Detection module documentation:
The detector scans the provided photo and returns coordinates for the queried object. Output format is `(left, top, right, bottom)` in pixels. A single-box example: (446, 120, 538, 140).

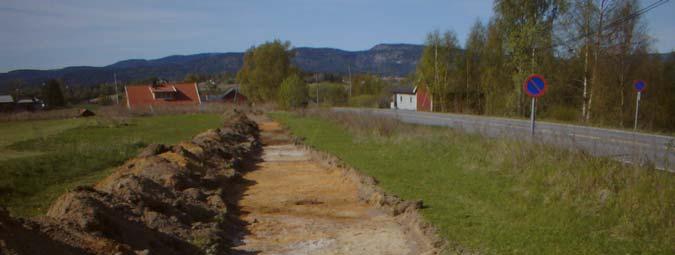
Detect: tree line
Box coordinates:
(4, 78, 122, 108)
(236, 40, 397, 109)
(415, 0, 674, 131)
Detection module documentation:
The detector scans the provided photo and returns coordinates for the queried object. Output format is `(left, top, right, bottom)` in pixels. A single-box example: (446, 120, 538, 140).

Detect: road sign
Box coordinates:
(523, 74, 547, 136)
(633, 80, 646, 92)
(633, 80, 646, 130)
(523, 74, 548, 98)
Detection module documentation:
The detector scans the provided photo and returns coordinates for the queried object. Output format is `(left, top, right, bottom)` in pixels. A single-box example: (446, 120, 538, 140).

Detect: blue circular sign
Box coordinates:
(633, 80, 646, 92)
(523, 74, 548, 98)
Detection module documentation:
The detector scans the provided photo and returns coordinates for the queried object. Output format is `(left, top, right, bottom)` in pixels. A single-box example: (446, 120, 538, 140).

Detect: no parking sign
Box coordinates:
(523, 74, 548, 98)
(633, 80, 646, 92)
(523, 74, 548, 135)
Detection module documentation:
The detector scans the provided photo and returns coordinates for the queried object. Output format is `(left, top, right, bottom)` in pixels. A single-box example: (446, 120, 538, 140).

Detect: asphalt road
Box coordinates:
(334, 108, 675, 172)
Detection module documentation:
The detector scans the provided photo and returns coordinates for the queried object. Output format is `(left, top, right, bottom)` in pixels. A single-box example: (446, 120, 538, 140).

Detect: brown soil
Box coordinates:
(230, 119, 439, 255)
(1, 111, 262, 255)
(0, 112, 441, 255)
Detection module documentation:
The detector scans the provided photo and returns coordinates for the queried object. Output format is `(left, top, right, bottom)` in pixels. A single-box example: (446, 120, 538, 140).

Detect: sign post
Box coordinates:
(530, 97, 536, 135)
(523, 74, 548, 136)
(633, 80, 646, 130)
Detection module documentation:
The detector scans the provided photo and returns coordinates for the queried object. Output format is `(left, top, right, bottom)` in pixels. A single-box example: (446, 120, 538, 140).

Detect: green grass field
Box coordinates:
(271, 111, 674, 254)
(0, 114, 223, 217)
(0, 118, 95, 160)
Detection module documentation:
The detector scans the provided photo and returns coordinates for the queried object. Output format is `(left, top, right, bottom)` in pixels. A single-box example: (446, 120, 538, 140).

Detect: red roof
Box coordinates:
(125, 83, 201, 109)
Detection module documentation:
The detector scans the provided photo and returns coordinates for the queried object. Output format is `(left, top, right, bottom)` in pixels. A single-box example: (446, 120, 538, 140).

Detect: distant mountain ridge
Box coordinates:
(0, 43, 424, 92)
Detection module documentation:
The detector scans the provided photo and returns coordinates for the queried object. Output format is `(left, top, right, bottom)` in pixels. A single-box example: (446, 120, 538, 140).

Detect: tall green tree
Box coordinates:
(651, 52, 675, 130)
(494, 0, 568, 115)
(236, 40, 297, 102)
(42, 79, 66, 108)
(562, 0, 620, 122)
(480, 19, 512, 115)
(464, 20, 488, 113)
(606, 0, 649, 126)
(415, 30, 462, 112)
(277, 74, 308, 109)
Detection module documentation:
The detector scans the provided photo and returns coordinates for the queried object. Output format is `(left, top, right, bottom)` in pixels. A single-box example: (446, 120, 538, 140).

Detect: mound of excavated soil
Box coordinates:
(1, 111, 261, 255)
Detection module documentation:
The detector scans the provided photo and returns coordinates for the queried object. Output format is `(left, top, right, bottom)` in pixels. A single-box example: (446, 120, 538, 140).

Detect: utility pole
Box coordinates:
(348, 65, 352, 98)
(114, 73, 119, 105)
(315, 73, 319, 105)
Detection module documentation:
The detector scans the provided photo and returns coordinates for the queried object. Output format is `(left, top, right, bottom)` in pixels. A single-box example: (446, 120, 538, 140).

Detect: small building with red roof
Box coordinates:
(125, 82, 201, 110)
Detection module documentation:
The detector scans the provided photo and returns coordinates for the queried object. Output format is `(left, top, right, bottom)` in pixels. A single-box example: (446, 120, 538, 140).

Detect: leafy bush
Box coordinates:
(277, 74, 308, 109)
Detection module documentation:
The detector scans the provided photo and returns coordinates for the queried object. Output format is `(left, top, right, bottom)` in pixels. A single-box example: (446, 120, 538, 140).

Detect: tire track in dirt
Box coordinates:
(231, 120, 437, 255)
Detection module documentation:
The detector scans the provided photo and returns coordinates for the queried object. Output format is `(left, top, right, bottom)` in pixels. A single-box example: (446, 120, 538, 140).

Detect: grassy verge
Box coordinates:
(0, 114, 223, 217)
(270, 111, 674, 254)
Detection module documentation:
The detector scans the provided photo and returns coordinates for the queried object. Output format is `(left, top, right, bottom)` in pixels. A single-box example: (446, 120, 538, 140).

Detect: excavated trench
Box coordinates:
(229, 119, 440, 255)
(0, 112, 441, 255)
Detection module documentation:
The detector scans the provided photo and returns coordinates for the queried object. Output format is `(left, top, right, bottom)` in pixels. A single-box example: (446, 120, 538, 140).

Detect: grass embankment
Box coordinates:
(271, 111, 674, 254)
(0, 114, 223, 217)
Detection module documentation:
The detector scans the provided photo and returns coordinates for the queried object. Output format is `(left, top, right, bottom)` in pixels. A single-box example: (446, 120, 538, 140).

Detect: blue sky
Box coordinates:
(1, 0, 673, 72)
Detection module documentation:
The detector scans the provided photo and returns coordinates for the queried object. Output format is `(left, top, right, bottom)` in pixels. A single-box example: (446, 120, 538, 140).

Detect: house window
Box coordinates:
(409, 97, 412, 103)
(400, 96, 402, 102)
(154, 92, 174, 99)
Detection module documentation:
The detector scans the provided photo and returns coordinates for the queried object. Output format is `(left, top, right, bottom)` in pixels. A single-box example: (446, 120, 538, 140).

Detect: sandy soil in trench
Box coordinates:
(230, 121, 429, 255)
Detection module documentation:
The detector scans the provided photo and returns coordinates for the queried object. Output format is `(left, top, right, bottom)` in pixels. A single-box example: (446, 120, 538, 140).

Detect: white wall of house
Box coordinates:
(391, 93, 416, 110)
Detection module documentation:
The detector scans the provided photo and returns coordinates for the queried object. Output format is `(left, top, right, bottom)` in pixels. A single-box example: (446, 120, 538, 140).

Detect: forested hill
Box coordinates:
(0, 43, 423, 91)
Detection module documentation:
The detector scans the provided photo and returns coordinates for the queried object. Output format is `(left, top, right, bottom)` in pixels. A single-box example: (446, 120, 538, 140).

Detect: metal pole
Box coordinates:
(348, 65, 352, 98)
(634, 91, 641, 130)
(530, 97, 536, 136)
(314, 73, 319, 105)
(114, 73, 119, 105)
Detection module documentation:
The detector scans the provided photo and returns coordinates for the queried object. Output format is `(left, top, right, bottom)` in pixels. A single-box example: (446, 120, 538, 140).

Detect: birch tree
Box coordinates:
(464, 20, 487, 113)
(494, 0, 567, 115)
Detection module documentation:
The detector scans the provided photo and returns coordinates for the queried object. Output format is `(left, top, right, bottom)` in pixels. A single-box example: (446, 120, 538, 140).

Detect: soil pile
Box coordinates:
(1, 111, 260, 255)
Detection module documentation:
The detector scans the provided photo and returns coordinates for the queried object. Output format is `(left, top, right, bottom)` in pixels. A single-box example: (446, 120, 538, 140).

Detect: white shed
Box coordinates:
(390, 87, 416, 110)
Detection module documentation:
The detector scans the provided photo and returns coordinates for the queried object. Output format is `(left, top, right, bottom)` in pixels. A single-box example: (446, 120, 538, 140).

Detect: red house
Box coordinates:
(125, 82, 201, 110)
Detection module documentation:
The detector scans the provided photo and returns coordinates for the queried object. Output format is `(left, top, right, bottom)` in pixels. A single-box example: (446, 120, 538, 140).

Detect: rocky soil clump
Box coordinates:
(0, 111, 260, 255)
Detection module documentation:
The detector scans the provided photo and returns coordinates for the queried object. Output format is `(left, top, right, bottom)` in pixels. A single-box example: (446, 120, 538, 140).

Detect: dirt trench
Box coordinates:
(0, 113, 440, 255)
(229, 120, 438, 255)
